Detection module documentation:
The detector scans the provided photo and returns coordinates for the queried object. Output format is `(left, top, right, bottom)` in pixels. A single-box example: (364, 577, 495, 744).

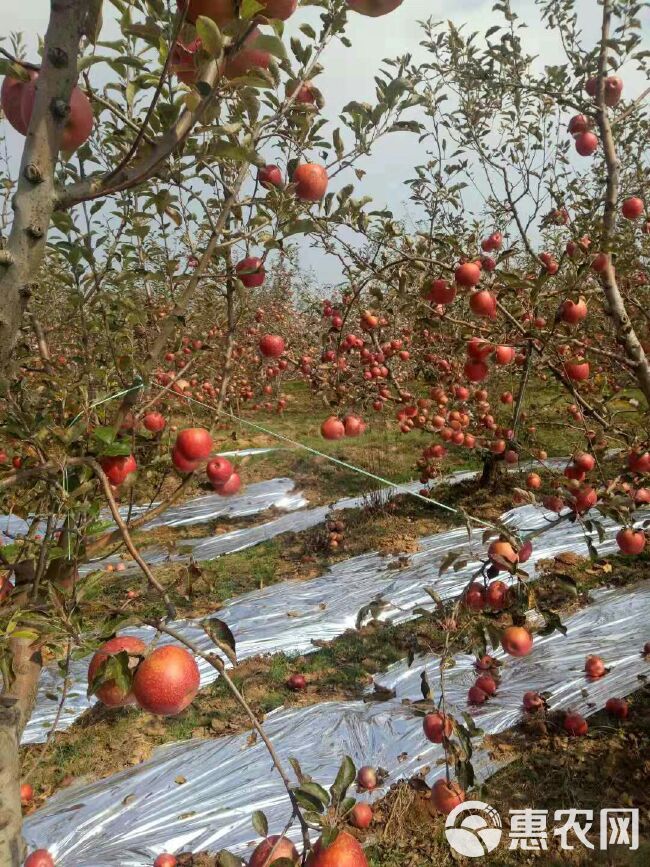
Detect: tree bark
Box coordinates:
(480, 453, 505, 489)
(0, 638, 44, 867)
(595, 0, 650, 407)
(0, 0, 91, 374)
(0, 700, 24, 867)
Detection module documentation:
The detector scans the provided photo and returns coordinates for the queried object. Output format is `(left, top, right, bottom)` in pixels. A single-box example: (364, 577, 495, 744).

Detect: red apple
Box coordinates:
(20, 782, 33, 806)
(236, 257, 265, 288)
(259, 334, 285, 358)
(287, 673, 307, 691)
(469, 290, 497, 318)
(181, 0, 236, 26)
(423, 711, 453, 743)
(468, 684, 489, 704)
(293, 164, 328, 202)
(487, 540, 518, 572)
(564, 711, 588, 736)
(485, 580, 509, 610)
(475, 674, 497, 696)
(346, 0, 403, 16)
(463, 583, 486, 611)
(286, 79, 321, 106)
(464, 359, 489, 383)
(568, 114, 589, 134)
(605, 697, 628, 720)
(213, 472, 242, 496)
(356, 766, 377, 791)
(224, 29, 271, 78)
(584, 655, 606, 679)
(154, 856, 178, 867)
(494, 345, 515, 365)
(616, 528, 646, 555)
(343, 415, 365, 437)
(321, 416, 345, 440)
(257, 0, 299, 20)
(99, 454, 137, 486)
(523, 691, 544, 711)
(565, 359, 590, 381)
(143, 412, 166, 433)
(258, 164, 283, 189)
(501, 626, 533, 657)
(24, 852, 55, 867)
(1, 70, 38, 134)
(431, 779, 465, 815)
(170, 38, 202, 85)
(175, 427, 213, 460)
(621, 197, 644, 220)
(350, 802, 373, 830)
(427, 279, 456, 305)
(249, 835, 299, 867)
(171, 447, 200, 474)
(20, 78, 94, 150)
(454, 262, 481, 287)
(561, 297, 587, 324)
(88, 636, 147, 707)
(574, 131, 598, 156)
(133, 645, 200, 715)
(206, 457, 234, 486)
(309, 831, 368, 867)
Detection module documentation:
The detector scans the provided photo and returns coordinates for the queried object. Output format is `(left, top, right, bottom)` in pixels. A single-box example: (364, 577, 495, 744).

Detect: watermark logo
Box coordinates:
(445, 803, 639, 857)
(445, 801, 503, 857)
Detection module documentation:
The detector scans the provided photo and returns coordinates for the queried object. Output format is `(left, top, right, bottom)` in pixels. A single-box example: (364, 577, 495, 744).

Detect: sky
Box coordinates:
(2, 0, 649, 287)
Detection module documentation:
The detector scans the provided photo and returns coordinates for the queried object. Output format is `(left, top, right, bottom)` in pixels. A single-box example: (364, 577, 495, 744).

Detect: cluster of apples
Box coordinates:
(171, 427, 242, 494)
(567, 74, 623, 157)
(320, 414, 366, 440)
(88, 636, 200, 715)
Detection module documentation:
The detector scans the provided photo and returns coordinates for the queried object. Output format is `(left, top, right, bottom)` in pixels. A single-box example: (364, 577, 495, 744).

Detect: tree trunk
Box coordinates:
(0, 700, 23, 867)
(480, 454, 505, 489)
(0, 638, 43, 866)
(595, 0, 650, 407)
(0, 0, 93, 374)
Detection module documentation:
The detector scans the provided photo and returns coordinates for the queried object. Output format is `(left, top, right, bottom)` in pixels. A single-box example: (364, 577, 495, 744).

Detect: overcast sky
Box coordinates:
(2, 0, 648, 287)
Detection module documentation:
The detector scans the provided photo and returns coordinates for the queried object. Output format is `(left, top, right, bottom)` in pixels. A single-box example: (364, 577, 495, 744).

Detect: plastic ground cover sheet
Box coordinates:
(0, 465, 295, 540)
(22, 492, 642, 743)
(24, 580, 650, 865)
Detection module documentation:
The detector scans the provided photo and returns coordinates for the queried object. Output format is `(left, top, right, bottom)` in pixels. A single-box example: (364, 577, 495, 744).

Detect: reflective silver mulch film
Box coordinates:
(24, 581, 650, 866)
(22, 495, 640, 743)
(0, 449, 283, 542)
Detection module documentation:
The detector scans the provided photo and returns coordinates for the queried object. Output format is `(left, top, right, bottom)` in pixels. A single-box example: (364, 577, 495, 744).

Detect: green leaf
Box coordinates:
(294, 787, 325, 813)
(8, 629, 39, 641)
(329, 756, 355, 806)
(209, 140, 264, 166)
(303, 811, 325, 828)
(0, 60, 32, 81)
(320, 827, 340, 849)
(92, 425, 116, 445)
(77, 54, 112, 72)
(338, 797, 356, 817)
(251, 810, 268, 838)
(240, 0, 264, 19)
(196, 16, 224, 58)
(98, 441, 133, 457)
(87, 649, 133, 699)
(254, 34, 287, 60)
(299, 781, 330, 807)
